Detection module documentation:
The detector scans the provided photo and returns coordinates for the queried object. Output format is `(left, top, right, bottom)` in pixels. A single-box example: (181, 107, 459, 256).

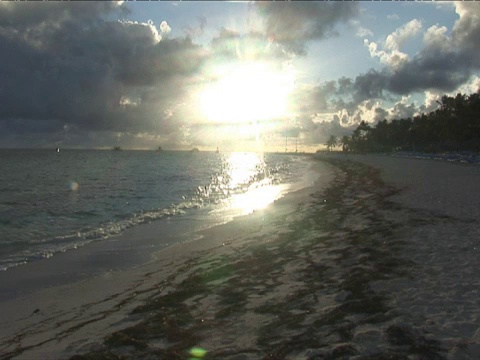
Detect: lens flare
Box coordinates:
(69, 181, 79, 191)
(189, 346, 207, 359)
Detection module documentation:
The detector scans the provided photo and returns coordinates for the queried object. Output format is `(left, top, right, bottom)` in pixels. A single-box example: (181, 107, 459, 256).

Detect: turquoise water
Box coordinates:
(0, 149, 316, 270)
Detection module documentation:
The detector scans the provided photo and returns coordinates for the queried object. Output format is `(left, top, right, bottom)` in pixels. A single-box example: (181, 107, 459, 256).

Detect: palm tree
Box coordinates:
(325, 135, 338, 151)
(339, 135, 350, 152)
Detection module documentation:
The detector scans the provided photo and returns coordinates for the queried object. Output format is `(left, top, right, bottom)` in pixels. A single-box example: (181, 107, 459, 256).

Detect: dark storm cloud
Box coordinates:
(254, 1, 359, 55)
(335, 51, 473, 109)
(351, 70, 389, 103)
(360, 3, 480, 97)
(206, 2, 359, 67)
(275, 2, 480, 144)
(298, 115, 356, 145)
(387, 52, 472, 95)
(293, 71, 389, 119)
(0, 1, 126, 28)
(0, 2, 206, 147)
(300, 67, 434, 129)
(307, 20, 479, 125)
(307, 3, 480, 129)
(348, 51, 473, 105)
(452, 3, 480, 62)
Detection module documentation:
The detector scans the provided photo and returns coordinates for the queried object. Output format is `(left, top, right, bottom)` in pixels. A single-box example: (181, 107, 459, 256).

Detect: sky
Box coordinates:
(1, 1, 479, 152)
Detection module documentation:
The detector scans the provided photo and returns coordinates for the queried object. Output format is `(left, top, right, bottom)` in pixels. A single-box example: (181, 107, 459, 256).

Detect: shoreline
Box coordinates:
(1, 156, 480, 359)
(0, 150, 316, 274)
(0, 158, 335, 359)
(0, 154, 321, 301)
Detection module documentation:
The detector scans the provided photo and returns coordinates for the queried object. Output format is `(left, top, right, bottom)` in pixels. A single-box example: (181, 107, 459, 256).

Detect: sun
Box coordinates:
(200, 62, 295, 125)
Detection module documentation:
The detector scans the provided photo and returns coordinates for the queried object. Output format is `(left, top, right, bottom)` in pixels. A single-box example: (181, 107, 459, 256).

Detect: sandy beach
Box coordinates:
(1, 155, 480, 359)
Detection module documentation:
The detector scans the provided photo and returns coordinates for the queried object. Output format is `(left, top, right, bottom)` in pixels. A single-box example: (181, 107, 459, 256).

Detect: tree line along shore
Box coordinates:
(324, 92, 480, 154)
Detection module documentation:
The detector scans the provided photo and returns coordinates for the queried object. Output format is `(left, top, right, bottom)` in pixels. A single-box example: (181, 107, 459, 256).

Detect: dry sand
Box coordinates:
(1, 155, 479, 359)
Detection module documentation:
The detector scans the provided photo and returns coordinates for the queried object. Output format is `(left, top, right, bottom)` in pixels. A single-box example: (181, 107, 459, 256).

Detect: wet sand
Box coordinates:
(1, 155, 480, 359)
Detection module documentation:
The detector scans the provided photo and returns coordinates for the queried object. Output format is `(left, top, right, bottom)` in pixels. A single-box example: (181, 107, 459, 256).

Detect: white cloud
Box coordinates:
(349, 19, 373, 38)
(389, 95, 419, 120)
(119, 19, 162, 44)
(387, 14, 400, 21)
(457, 76, 480, 94)
(452, 2, 480, 54)
(160, 20, 171, 34)
(356, 26, 373, 38)
(384, 19, 422, 51)
(119, 96, 141, 108)
(254, 2, 359, 55)
(424, 90, 443, 113)
(364, 39, 409, 70)
(330, 99, 385, 127)
(423, 24, 450, 51)
(364, 19, 422, 70)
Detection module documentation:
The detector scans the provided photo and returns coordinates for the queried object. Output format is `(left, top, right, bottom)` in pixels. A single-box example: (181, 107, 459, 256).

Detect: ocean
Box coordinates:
(0, 149, 317, 272)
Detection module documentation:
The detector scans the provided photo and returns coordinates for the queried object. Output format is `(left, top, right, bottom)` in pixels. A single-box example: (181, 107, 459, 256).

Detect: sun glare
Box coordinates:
(223, 152, 285, 215)
(201, 62, 295, 125)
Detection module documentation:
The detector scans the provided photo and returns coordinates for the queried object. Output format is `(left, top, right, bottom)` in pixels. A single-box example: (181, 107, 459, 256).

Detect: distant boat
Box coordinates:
(113, 146, 122, 151)
(215, 146, 219, 154)
(55, 147, 60, 153)
(157, 146, 163, 152)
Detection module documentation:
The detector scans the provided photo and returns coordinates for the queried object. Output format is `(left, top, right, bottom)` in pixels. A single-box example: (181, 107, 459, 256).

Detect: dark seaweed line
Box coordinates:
(6, 159, 451, 360)
(251, 159, 446, 360)
(67, 159, 448, 360)
(0, 256, 205, 358)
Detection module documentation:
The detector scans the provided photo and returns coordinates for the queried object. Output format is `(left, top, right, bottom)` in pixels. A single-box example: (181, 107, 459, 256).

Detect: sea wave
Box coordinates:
(0, 151, 316, 271)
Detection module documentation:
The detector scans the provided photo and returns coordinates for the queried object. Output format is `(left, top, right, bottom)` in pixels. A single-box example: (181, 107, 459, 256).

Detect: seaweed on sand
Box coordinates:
(69, 159, 447, 360)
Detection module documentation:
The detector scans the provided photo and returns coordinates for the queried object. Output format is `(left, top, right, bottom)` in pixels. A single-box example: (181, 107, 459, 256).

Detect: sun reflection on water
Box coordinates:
(229, 183, 283, 214)
(223, 152, 284, 214)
